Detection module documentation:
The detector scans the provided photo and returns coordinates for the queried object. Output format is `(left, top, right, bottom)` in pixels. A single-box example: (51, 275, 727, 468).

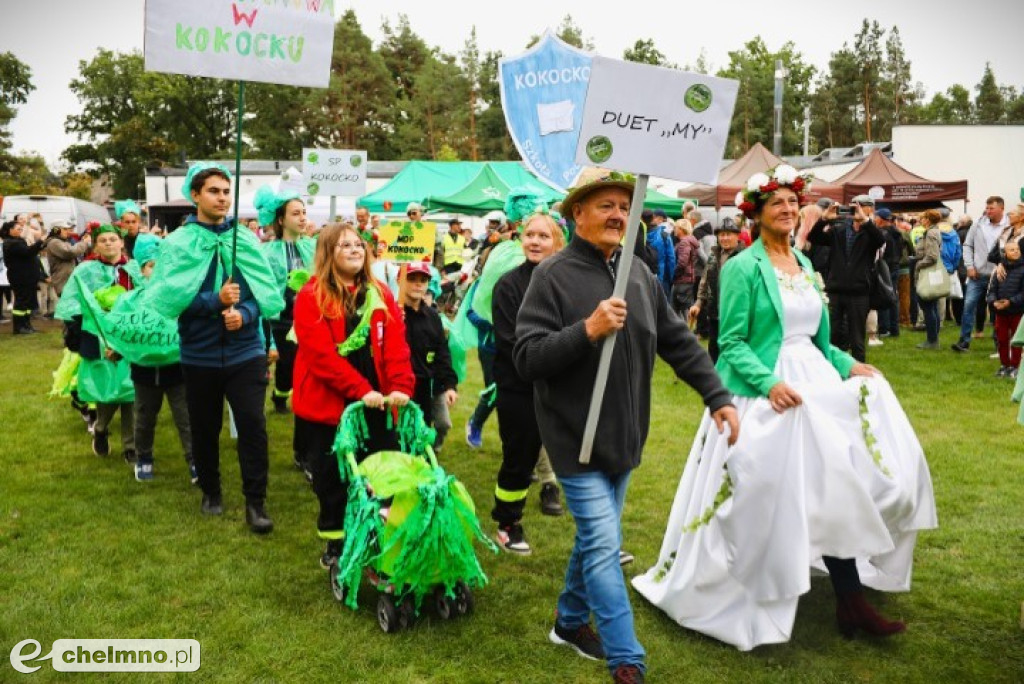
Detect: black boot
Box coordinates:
(245, 501, 274, 534)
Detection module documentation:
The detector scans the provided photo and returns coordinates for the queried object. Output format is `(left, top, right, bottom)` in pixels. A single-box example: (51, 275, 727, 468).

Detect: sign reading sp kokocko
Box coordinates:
(302, 148, 368, 199)
(144, 0, 335, 88)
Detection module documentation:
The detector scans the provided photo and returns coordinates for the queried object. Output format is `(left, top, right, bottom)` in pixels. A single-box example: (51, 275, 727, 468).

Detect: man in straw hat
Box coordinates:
(513, 172, 739, 684)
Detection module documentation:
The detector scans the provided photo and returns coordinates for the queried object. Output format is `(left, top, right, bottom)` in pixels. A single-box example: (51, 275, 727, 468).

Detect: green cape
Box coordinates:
(142, 222, 284, 320)
(261, 237, 317, 294)
(55, 260, 143, 323)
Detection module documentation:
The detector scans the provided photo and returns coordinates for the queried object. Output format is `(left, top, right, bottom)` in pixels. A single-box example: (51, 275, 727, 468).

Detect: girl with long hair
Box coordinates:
(292, 223, 415, 569)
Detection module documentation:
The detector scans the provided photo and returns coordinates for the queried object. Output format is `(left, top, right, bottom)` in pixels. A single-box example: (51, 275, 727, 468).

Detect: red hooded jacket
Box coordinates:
(292, 277, 415, 425)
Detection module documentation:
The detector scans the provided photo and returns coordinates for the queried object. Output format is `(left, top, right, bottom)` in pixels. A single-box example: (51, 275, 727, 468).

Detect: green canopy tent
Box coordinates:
(425, 163, 562, 215)
(358, 161, 558, 214)
(644, 187, 698, 218)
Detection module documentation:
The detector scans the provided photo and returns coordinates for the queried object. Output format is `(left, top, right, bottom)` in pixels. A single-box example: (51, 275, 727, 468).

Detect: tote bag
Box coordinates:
(916, 261, 951, 302)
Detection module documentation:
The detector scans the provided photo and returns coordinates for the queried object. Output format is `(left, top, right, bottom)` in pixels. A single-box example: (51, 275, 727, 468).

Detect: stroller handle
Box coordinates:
(336, 400, 439, 478)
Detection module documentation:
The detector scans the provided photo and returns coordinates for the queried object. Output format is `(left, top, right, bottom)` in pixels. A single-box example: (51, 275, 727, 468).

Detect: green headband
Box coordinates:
(253, 184, 302, 227)
(182, 162, 233, 204)
(91, 223, 124, 241)
(115, 199, 142, 220)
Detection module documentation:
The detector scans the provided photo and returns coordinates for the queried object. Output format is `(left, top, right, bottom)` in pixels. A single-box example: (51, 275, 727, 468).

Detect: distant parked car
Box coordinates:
(0, 195, 113, 234)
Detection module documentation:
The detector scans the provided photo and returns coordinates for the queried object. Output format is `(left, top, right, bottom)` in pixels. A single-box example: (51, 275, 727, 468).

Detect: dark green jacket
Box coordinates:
(716, 239, 856, 398)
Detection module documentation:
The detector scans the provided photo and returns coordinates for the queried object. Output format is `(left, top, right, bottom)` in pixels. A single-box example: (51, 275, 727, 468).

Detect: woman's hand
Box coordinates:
(386, 391, 410, 407)
(361, 390, 385, 409)
(768, 381, 803, 413)
(848, 362, 881, 378)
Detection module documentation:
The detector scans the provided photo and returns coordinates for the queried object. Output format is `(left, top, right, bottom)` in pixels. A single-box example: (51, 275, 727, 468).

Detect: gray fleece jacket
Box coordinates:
(514, 236, 732, 477)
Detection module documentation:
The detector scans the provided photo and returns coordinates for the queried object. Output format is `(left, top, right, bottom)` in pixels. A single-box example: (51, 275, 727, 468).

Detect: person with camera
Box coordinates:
(806, 196, 886, 362)
(1, 220, 50, 334)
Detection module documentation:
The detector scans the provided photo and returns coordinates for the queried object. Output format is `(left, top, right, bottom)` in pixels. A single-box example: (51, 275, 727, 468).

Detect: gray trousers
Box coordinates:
(133, 382, 192, 464)
(95, 402, 135, 452)
(431, 393, 452, 450)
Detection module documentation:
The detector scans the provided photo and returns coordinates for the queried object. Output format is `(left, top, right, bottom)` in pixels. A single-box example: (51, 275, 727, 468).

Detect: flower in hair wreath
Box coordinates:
(735, 164, 813, 218)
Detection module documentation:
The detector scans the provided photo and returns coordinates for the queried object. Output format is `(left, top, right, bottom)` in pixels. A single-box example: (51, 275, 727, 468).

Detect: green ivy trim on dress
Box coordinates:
(859, 382, 892, 477)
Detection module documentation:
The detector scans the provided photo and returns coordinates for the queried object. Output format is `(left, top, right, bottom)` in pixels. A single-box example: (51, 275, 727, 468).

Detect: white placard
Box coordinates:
(144, 0, 335, 88)
(575, 56, 738, 184)
(302, 148, 367, 198)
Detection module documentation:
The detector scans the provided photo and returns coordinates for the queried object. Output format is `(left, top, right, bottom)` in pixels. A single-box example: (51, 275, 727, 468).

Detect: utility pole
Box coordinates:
(803, 105, 810, 157)
(773, 59, 785, 157)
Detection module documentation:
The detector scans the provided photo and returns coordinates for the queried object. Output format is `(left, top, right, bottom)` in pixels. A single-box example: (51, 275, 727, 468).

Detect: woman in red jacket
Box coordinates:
(292, 222, 415, 569)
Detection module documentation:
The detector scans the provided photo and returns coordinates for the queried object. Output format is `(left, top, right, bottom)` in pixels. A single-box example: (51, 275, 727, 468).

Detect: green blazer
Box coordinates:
(715, 239, 856, 398)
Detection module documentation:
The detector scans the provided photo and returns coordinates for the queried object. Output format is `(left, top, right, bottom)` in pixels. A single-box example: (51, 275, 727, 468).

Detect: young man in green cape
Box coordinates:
(144, 162, 284, 534)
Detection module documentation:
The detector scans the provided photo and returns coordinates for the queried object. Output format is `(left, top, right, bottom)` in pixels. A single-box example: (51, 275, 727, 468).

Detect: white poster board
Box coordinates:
(144, 0, 334, 88)
(575, 56, 738, 184)
(301, 148, 368, 198)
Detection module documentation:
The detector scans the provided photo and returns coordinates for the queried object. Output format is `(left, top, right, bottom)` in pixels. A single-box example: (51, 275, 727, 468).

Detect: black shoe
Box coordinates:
(549, 622, 605, 661)
(951, 341, 970, 353)
(92, 430, 110, 457)
(540, 482, 564, 516)
(272, 395, 290, 415)
(293, 454, 313, 484)
(201, 494, 223, 516)
(123, 448, 137, 464)
(245, 501, 274, 534)
(319, 539, 343, 569)
(611, 664, 646, 684)
(13, 326, 37, 335)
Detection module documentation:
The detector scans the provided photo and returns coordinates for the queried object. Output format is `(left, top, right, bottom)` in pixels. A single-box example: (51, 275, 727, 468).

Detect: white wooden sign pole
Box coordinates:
(578, 173, 648, 464)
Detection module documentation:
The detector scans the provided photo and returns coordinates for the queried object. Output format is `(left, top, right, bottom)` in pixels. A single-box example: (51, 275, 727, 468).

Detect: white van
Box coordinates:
(0, 195, 112, 235)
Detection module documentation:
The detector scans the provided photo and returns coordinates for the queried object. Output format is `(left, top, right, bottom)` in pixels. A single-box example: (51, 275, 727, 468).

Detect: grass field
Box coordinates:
(1, 320, 1022, 683)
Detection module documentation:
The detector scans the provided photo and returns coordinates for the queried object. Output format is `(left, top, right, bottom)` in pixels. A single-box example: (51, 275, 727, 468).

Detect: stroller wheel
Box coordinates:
(398, 595, 415, 630)
(377, 594, 400, 633)
(328, 563, 346, 603)
(453, 581, 474, 616)
(434, 587, 453, 620)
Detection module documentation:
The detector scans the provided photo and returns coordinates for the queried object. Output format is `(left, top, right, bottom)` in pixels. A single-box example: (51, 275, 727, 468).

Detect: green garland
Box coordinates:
(336, 286, 386, 357)
(858, 382, 892, 477)
(682, 467, 733, 534)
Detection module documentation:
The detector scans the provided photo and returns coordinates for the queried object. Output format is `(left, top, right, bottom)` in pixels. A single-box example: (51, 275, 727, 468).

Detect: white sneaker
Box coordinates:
(868, 337, 884, 347)
(989, 352, 1001, 359)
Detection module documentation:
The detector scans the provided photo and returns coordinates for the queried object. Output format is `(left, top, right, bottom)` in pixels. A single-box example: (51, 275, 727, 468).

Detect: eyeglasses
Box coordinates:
(335, 241, 365, 252)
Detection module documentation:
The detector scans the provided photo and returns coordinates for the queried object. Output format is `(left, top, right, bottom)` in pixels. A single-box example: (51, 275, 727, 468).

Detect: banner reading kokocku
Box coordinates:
(144, 0, 335, 88)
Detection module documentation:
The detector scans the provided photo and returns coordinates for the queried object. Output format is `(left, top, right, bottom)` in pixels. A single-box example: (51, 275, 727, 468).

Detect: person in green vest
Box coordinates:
(442, 218, 467, 275)
(55, 223, 143, 462)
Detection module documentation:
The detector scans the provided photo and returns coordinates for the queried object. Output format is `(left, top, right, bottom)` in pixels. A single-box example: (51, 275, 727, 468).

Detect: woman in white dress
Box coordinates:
(633, 166, 937, 651)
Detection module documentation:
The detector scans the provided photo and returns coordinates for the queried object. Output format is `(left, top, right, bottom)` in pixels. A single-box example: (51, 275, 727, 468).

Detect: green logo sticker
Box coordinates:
(684, 84, 713, 113)
(307, 182, 320, 195)
(586, 136, 613, 164)
(307, 152, 319, 163)
(350, 155, 363, 168)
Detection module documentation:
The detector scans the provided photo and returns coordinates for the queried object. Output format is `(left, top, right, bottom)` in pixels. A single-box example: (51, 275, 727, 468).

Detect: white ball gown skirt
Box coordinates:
(632, 271, 937, 651)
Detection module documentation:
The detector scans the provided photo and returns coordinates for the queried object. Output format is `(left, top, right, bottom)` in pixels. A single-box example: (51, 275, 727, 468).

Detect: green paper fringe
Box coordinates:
(50, 349, 81, 398)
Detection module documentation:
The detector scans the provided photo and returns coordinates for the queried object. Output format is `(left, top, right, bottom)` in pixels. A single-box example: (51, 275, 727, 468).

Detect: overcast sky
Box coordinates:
(8, 0, 1024, 166)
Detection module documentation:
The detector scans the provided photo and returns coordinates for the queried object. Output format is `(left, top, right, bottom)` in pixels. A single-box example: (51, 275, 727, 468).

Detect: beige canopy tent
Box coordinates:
(678, 142, 844, 207)
(830, 148, 968, 209)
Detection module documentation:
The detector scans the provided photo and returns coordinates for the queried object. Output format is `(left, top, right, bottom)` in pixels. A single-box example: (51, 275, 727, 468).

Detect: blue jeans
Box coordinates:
(922, 298, 940, 343)
(958, 277, 988, 345)
(557, 470, 645, 673)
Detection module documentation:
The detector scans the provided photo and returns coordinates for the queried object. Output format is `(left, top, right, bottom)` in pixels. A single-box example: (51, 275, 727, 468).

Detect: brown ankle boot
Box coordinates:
(836, 591, 906, 638)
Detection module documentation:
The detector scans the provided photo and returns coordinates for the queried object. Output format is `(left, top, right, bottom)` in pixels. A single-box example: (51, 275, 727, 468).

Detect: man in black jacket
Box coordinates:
(807, 195, 886, 362)
(514, 174, 738, 684)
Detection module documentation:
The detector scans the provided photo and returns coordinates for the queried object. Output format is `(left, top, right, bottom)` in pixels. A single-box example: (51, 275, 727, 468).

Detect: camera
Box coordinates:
(836, 205, 854, 218)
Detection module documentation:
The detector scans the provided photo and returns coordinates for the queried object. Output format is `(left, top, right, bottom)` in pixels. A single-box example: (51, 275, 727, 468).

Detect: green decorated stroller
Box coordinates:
(328, 400, 497, 632)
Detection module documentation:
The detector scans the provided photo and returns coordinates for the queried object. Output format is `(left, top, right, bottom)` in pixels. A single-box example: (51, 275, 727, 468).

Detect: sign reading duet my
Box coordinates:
(144, 0, 335, 88)
(377, 221, 436, 263)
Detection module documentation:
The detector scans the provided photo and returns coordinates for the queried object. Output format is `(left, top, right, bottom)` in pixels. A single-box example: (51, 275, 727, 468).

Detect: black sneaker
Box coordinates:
(495, 523, 531, 555)
(92, 430, 110, 457)
(996, 366, 1009, 377)
(319, 539, 343, 569)
(540, 483, 564, 516)
(272, 395, 290, 415)
(951, 341, 970, 353)
(123, 448, 137, 465)
(611, 664, 646, 684)
(245, 501, 274, 534)
(549, 622, 605, 661)
(201, 494, 223, 516)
